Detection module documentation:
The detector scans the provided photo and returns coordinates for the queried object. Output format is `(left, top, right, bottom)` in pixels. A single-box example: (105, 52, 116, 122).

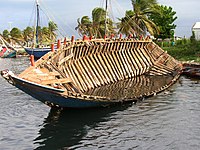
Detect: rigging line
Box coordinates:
(38, 1, 66, 38)
(28, 2, 37, 28)
(39, 0, 77, 38)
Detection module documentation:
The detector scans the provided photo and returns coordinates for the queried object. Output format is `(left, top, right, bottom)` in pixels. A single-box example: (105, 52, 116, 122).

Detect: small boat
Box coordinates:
(24, 0, 57, 59)
(182, 62, 200, 78)
(0, 35, 17, 58)
(1, 36, 182, 108)
(25, 47, 52, 59)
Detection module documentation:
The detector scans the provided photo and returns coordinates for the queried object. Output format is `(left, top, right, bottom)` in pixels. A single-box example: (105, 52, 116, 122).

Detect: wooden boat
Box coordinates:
(1, 36, 182, 108)
(25, 47, 52, 59)
(182, 62, 200, 78)
(0, 35, 17, 58)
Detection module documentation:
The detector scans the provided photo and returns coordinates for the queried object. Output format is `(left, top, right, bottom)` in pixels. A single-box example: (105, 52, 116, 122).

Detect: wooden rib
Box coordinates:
(76, 60, 94, 89)
(93, 53, 111, 83)
(89, 54, 108, 84)
(104, 52, 121, 81)
(101, 52, 118, 82)
(86, 55, 105, 85)
(115, 50, 127, 77)
(82, 56, 101, 86)
(96, 52, 114, 83)
(79, 58, 98, 88)
(71, 62, 88, 91)
(67, 62, 84, 92)
(111, 51, 124, 79)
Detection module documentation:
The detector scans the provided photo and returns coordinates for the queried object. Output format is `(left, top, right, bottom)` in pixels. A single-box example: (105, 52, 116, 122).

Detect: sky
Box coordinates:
(0, 0, 199, 38)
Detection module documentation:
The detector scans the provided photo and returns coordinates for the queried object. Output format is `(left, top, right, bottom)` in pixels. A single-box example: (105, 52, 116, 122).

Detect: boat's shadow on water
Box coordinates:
(33, 104, 132, 150)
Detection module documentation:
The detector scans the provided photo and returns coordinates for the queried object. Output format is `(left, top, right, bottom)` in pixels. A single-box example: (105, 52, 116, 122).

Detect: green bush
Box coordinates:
(162, 40, 200, 62)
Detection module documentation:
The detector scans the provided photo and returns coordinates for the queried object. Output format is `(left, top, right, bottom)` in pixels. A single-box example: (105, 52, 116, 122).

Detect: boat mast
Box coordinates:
(36, 0, 40, 45)
(105, 0, 108, 36)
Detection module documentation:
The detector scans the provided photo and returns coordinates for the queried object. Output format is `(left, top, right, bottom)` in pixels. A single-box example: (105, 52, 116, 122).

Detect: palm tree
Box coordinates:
(117, 10, 137, 37)
(132, 0, 159, 36)
(75, 16, 92, 36)
(48, 21, 58, 42)
(76, 7, 116, 38)
(118, 0, 159, 37)
(2, 30, 11, 42)
(23, 26, 34, 46)
(10, 27, 23, 44)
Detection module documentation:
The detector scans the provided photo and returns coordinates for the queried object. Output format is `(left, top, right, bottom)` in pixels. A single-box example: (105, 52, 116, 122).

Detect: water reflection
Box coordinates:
(34, 105, 132, 150)
(85, 74, 175, 100)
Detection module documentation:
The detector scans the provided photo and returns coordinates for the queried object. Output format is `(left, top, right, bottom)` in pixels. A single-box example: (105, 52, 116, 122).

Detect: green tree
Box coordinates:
(131, 0, 160, 36)
(41, 26, 51, 44)
(23, 26, 34, 45)
(10, 27, 23, 44)
(149, 5, 177, 40)
(190, 31, 196, 43)
(117, 10, 136, 36)
(48, 21, 58, 42)
(76, 16, 93, 36)
(2, 30, 10, 42)
(76, 7, 116, 38)
(117, 0, 159, 37)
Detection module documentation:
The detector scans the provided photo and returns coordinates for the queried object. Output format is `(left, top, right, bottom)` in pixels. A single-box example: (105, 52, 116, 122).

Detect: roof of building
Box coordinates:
(193, 22, 200, 29)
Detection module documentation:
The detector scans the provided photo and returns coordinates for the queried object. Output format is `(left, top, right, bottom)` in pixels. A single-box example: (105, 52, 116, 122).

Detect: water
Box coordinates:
(0, 58, 200, 150)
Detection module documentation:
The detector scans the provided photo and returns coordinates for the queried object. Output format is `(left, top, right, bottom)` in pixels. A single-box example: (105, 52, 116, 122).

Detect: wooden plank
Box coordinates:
(58, 53, 73, 65)
(41, 78, 72, 85)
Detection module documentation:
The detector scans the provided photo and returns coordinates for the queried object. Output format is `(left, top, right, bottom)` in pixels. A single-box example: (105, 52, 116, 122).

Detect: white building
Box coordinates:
(192, 22, 200, 40)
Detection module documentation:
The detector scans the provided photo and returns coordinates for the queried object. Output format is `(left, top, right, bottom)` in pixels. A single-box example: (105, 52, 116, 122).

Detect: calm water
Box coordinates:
(0, 57, 200, 150)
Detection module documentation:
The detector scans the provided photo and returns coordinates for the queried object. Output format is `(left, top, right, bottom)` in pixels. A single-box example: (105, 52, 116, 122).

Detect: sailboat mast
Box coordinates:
(105, 0, 108, 36)
(36, 0, 40, 45)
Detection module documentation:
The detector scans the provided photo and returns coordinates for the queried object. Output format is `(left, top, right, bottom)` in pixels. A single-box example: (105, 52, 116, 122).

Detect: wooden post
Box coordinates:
(51, 43, 55, 52)
(57, 39, 61, 49)
(71, 35, 75, 43)
(104, 35, 107, 40)
(119, 34, 122, 39)
(110, 34, 114, 39)
(140, 35, 143, 40)
(63, 37, 67, 46)
(83, 35, 87, 41)
(30, 55, 35, 66)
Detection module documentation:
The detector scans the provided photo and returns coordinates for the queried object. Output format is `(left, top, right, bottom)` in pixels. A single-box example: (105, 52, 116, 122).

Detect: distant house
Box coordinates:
(192, 22, 200, 40)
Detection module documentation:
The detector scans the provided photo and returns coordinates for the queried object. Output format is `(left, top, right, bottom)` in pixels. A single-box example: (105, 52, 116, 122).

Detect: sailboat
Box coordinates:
(0, 35, 17, 58)
(24, 0, 56, 59)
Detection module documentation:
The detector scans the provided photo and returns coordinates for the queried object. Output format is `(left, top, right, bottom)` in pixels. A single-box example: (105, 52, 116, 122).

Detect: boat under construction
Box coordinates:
(1, 36, 182, 108)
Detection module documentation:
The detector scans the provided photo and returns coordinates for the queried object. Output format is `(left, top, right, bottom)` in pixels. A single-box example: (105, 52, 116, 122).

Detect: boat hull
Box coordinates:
(10, 74, 114, 108)
(0, 50, 16, 58)
(25, 47, 51, 59)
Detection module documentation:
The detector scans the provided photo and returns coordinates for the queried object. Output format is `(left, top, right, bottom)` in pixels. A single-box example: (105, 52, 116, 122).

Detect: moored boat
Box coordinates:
(182, 62, 200, 78)
(0, 35, 17, 58)
(24, 0, 57, 59)
(1, 36, 182, 108)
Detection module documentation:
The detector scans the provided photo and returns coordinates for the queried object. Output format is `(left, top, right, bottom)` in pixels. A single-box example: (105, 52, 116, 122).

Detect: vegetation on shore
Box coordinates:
(158, 38, 200, 62)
